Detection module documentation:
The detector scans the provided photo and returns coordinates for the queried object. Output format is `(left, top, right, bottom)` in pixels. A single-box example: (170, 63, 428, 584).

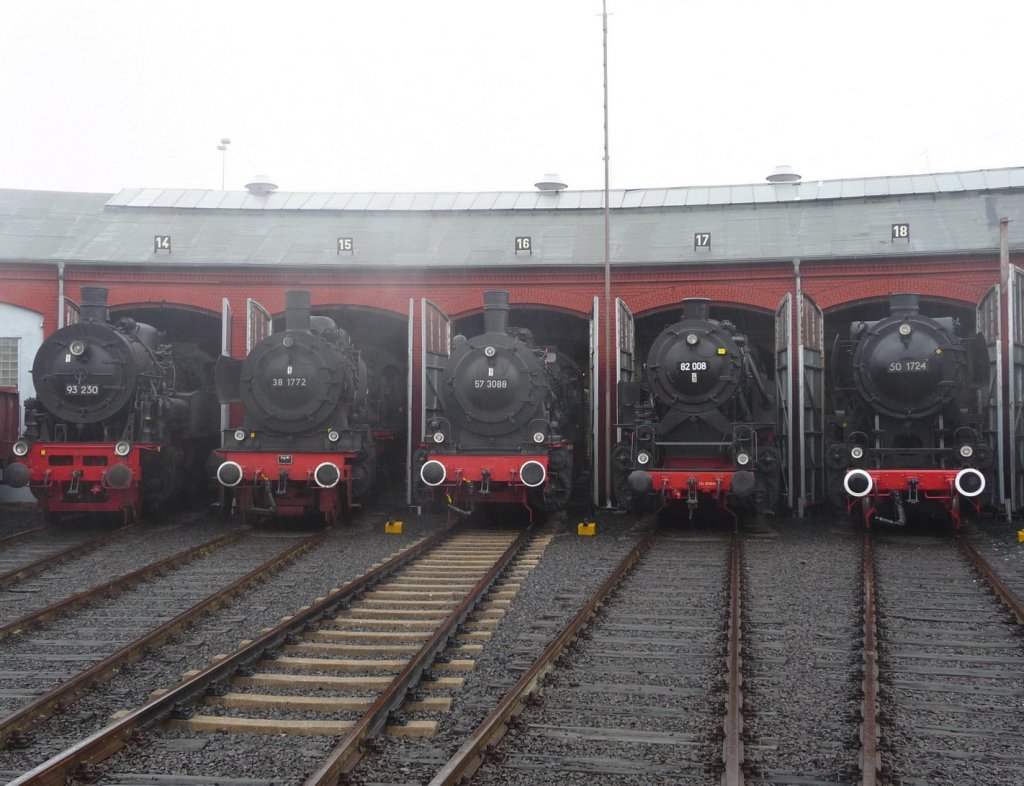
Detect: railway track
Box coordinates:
(0, 513, 233, 620)
(4, 515, 1023, 785)
(432, 529, 732, 785)
(427, 520, 1024, 786)
(867, 531, 1024, 785)
(430, 523, 862, 786)
(0, 525, 130, 592)
(4, 522, 556, 785)
(0, 526, 321, 767)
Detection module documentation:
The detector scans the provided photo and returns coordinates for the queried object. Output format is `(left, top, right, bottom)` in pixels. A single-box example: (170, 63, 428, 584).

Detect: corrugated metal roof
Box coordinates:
(103, 167, 1024, 212)
(1, 167, 1022, 271)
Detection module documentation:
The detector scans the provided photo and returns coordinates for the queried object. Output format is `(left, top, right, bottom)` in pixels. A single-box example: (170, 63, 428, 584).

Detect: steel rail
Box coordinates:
(6, 521, 459, 786)
(956, 533, 1024, 625)
(305, 525, 536, 786)
(860, 531, 879, 786)
(722, 527, 744, 786)
(426, 530, 656, 786)
(0, 530, 240, 643)
(0, 526, 136, 590)
(0, 526, 44, 550)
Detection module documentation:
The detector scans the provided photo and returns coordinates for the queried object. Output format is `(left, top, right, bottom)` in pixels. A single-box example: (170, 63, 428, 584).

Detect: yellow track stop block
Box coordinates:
(385, 520, 403, 534)
(577, 522, 596, 536)
(1018, 530, 1024, 543)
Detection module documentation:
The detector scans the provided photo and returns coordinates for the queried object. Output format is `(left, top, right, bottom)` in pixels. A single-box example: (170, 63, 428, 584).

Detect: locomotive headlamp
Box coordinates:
(420, 460, 447, 487)
(636, 450, 652, 466)
(533, 431, 546, 444)
(519, 460, 547, 487)
(843, 469, 874, 498)
(954, 467, 986, 497)
(850, 445, 865, 460)
(432, 431, 445, 444)
(105, 464, 133, 490)
(735, 451, 751, 467)
(282, 336, 295, 348)
(313, 462, 341, 489)
(12, 440, 30, 457)
(69, 339, 86, 357)
(114, 441, 131, 457)
(898, 323, 912, 336)
(959, 444, 974, 459)
(327, 429, 341, 443)
(686, 333, 699, 346)
(484, 346, 496, 358)
(233, 429, 246, 442)
(217, 461, 244, 487)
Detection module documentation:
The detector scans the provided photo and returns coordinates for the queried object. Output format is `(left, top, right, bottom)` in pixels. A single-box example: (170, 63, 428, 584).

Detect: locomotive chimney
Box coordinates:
(889, 293, 920, 316)
(483, 291, 511, 335)
(285, 290, 312, 333)
(79, 286, 110, 323)
(682, 298, 710, 321)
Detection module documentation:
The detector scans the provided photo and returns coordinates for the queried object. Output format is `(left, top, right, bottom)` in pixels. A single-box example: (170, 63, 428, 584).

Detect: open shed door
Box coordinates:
(615, 298, 635, 385)
(420, 299, 451, 438)
(63, 297, 80, 328)
(775, 294, 793, 511)
(1010, 268, 1024, 512)
(246, 298, 272, 352)
(590, 296, 601, 506)
(220, 298, 232, 433)
(799, 293, 825, 512)
(415, 299, 450, 505)
(614, 298, 635, 443)
(406, 299, 415, 505)
(977, 284, 1006, 513)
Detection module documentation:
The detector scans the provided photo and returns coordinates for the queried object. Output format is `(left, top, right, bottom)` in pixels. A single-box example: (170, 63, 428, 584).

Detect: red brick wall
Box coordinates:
(2, 255, 1013, 507)
(0, 264, 60, 332)
(801, 255, 1000, 310)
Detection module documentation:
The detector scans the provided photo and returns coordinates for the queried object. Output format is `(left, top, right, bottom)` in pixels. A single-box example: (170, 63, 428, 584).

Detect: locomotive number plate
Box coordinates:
(474, 379, 508, 389)
(278, 455, 293, 464)
(65, 384, 100, 395)
(888, 361, 928, 372)
(678, 362, 708, 371)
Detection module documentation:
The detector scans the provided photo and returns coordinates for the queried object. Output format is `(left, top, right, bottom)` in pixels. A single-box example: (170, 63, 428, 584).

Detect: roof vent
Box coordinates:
(534, 174, 567, 192)
(245, 175, 278, 195)
(766, 165, 801, 183)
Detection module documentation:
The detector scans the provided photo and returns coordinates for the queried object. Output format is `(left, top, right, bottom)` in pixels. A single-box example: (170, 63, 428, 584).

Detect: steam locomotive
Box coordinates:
(826, 293, 990, 528)
(415, 291, 584, 520)
(214, 291, 397, 526)
(615, 298, 782, 522)
(4, 287, 219, 525)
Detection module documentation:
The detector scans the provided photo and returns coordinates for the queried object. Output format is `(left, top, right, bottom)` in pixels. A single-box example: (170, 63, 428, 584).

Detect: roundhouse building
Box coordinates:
(1, 167, 1023, 514)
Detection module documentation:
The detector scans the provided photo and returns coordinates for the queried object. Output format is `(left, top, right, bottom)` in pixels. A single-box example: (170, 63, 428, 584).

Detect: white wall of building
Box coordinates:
(1, 302, 43, 502)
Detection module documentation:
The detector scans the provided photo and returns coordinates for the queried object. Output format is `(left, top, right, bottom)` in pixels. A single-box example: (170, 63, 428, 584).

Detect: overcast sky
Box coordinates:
(2, 0, 1022, 196)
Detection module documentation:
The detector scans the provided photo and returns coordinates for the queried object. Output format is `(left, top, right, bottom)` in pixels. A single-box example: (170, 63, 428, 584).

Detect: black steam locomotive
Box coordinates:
(5, 287, 219, 525)
(415, 291, 584, 520)
(615, 298, 782, 522)
(826, 293, 990, 528)
(214, 291, 397, 526)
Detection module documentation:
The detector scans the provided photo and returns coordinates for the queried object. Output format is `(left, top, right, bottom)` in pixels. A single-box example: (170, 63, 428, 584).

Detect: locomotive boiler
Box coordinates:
(214, 291, 396, 526)
(615, 298, 782, 522)
(415, 291, 584, 519)
(826, 293, 990, 528)
(4, 286, 219, 525)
